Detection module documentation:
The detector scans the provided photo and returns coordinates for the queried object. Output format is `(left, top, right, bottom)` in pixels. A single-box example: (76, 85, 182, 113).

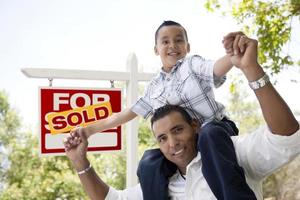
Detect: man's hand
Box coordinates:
(64, 126, 88, 151)
(64, 127, 88, 165)
(223, 32, 259, 72)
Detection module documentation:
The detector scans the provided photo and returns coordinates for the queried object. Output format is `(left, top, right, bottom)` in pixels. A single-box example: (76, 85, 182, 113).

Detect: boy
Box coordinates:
(66, 21, 256, 199)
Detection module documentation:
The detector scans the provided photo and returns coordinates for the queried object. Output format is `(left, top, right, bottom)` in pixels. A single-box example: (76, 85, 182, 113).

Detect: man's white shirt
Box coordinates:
(105, 123, 300, 200)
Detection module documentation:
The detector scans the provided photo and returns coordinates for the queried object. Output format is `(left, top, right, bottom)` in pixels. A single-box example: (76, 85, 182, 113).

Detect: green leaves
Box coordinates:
(0, 90, 88, 199)
(204, 0, 300, 74)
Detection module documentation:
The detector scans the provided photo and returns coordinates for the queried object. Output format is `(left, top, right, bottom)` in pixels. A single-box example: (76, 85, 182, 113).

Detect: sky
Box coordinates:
(1, 0, 300, 131)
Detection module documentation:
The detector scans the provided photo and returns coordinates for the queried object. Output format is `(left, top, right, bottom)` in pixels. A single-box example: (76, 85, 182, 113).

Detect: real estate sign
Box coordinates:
(39, 87, 122, 155)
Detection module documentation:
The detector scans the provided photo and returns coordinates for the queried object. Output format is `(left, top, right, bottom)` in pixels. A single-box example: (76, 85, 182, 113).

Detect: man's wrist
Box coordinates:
(249, 73, 270, 90)
(72, 157, 90, 171)
(77, 163, 92, 175)
(241, 63, 265, 82)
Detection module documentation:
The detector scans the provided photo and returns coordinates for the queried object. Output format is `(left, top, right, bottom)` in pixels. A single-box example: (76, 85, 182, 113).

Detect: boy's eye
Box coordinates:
(162, 40, 169, 45)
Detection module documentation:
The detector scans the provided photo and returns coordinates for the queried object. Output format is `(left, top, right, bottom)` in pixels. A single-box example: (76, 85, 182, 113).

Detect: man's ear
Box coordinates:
(154, 46, 159, 55)
(191, 119, 199, 134)
(187, 43, 191, 53)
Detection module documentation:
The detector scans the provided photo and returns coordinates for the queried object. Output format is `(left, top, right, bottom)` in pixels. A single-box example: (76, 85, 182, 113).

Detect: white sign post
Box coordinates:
(22, 53, 155, 187)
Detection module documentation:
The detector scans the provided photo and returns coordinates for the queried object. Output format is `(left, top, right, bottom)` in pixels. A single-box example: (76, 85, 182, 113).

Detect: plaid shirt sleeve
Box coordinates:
(189, 55, 226, 88)
(130, 83, 154, 119)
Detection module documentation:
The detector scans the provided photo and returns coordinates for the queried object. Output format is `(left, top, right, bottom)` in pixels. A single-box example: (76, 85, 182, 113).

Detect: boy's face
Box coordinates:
(152, 111, 198, 174)
(154, 25, 190, 72)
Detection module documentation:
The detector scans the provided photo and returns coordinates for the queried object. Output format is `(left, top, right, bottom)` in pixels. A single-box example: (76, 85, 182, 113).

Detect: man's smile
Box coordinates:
(172, 148, 184, 156)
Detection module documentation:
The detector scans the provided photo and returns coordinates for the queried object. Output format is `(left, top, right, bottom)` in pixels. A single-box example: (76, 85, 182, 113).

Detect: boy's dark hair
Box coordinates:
(154, 20, 188, 44)
(151, 105, 193, 129)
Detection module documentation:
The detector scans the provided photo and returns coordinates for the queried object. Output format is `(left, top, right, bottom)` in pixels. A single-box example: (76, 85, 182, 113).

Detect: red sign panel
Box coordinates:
(39, 87, 122, 155)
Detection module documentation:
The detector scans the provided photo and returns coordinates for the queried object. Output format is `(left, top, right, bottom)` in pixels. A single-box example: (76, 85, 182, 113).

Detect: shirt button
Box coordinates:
(166, 78, 170, 81)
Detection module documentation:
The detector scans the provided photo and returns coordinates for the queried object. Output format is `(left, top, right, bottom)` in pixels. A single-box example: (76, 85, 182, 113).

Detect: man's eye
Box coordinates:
(158, 136, 166, 143)
(174, 127, 183, 133)
(162, 40, 168, 45)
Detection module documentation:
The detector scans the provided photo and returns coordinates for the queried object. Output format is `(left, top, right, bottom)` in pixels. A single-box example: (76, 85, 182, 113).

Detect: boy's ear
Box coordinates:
(154, 46, 159, 55)
(187, 43, 191, 53)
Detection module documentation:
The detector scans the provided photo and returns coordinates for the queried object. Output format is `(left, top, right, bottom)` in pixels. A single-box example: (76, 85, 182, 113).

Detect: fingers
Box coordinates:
(223, 31, 244, 40)
(223, 38, 234, 55)
(63, 135, 82, 151)
(223, 31, 250, 56)
(223, 31, 243, 56)
(64, 128, 83, 151)
(232, 34, 243, 55)
(77, 126, 87, 140)
(70, 125, 80, 137)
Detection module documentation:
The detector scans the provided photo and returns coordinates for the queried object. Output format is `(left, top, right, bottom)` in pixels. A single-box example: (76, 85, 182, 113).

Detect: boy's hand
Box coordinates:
(222, 31, 245, 56)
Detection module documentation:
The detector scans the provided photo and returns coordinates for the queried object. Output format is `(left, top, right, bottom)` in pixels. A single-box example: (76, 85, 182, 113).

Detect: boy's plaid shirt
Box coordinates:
(131, 55, 227, 124)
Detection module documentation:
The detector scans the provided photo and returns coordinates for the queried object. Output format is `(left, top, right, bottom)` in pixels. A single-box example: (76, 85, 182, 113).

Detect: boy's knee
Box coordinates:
(137, 148, 176, 180)
(198, 122, 230, 148)
(138, 149, 163, 169)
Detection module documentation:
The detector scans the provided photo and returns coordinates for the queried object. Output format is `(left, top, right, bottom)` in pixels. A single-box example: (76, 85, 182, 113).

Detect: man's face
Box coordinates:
(152, 111, 198, 174)
(154, 25, 190, 73)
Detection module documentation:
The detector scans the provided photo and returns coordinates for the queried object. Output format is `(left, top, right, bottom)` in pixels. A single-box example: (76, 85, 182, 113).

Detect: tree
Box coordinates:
(0, 90, 89, 199)
(0, 90, 129, 199)
(204, 0, 300, 74)
(0, 90, 21, 187)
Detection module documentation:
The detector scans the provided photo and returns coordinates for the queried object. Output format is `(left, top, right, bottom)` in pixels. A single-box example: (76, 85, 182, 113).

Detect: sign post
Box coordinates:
(22, 53, 155, 187)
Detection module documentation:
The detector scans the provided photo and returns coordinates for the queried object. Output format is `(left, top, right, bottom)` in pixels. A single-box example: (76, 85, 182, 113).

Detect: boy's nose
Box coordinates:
(169, 41, 177, 49)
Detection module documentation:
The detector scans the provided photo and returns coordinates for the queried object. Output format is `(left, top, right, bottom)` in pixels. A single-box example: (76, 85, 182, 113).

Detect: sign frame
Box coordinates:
(39, 86, 122, 156)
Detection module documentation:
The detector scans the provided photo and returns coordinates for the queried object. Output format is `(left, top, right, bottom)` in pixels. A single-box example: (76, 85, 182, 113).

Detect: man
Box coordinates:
(63, 33, 300, 200)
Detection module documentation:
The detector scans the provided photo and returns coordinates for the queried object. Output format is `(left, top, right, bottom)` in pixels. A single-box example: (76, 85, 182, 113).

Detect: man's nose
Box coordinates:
(168, 135, 177, 148)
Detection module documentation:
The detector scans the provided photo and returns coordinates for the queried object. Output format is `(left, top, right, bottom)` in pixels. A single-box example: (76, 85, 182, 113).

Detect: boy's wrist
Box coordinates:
(225, 54, 234, 66)
(79, 126, 89, 138)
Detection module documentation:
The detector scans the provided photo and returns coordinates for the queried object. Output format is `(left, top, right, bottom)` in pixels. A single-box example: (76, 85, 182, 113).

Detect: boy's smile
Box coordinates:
(154, 25, 190, 73)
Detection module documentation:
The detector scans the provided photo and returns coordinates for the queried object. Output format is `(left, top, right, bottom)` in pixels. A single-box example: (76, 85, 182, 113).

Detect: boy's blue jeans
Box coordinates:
(137, 118, 257, 200)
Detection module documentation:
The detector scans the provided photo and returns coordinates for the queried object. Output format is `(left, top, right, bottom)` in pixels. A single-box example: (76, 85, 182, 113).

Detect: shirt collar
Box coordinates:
(159, 57, 186, 77)
(186, 152, 201, 172)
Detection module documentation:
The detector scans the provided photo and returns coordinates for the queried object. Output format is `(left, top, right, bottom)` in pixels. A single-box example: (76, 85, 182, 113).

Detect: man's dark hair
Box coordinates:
(154, 20, 188, 44)
(151, 105, 193, 129)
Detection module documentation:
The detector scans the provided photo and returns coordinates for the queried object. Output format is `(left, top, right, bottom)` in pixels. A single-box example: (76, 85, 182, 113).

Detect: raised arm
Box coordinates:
(65, 108, 137, 151)
(64, 128, 109, 200)
(213, 54, 233, 77)
(83, 108, 137, 137)
(224, 32, 299, 135)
